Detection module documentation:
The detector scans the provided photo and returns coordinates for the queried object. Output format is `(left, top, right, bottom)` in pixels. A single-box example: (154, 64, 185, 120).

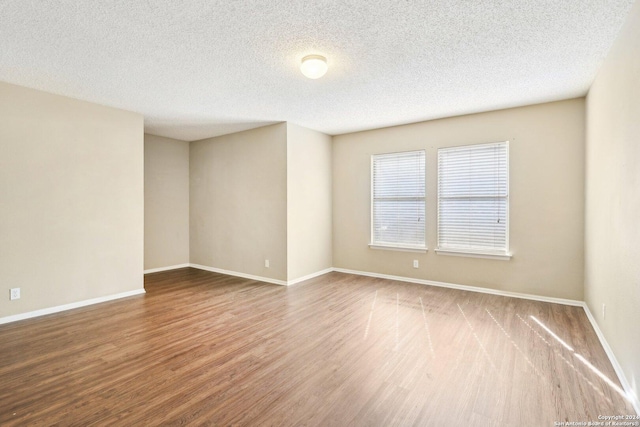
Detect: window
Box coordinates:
(371, 150, 426, 251)
(437, 142, 510, 259)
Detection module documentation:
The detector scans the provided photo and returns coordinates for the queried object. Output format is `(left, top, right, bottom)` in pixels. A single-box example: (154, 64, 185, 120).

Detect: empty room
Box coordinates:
(1, 0, 639, 425)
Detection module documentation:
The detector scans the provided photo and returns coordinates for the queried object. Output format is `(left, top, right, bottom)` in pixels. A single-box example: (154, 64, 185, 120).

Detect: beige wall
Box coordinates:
(333, 99, 585, 300)
(585, 0, 640, 408)
(189, 123, 288, 281)
(144, 134, 190, 270)
(0, 82, 144, 318)
(286, 123, 333, 280)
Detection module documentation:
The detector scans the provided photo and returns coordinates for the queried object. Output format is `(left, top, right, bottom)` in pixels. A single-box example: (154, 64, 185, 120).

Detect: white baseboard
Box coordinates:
(189, 263, 288, 286)
(287, 268, 334, 286)
(0, 289, 146, 325)
(332, 268, 583, 306)
(147, 263, 333, 286)
(582, 304, 640, 415)
(156, 264, 583, 305)
(144, 263, 190, 274)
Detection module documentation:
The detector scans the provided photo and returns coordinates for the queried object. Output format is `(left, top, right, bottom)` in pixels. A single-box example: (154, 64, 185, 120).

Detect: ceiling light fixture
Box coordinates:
(300, 55, 328, 79)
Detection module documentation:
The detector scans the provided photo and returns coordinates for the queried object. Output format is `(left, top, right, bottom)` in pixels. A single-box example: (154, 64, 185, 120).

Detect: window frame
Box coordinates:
(435, 141, 511, 260)
(369, 150, 427, 252)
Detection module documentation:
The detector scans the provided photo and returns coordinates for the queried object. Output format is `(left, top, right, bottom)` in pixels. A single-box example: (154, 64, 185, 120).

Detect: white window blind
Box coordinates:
(437, 142, 509, 255)
(371, 150, 426, 249)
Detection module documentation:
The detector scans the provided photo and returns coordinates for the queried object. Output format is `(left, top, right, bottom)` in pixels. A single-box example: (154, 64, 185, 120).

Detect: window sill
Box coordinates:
(369, 244, 428, 253)
(435, 248, 512, 260)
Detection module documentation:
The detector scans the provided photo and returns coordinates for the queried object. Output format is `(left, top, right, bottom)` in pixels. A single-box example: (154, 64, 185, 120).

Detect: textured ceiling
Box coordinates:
(0, 0, 636, 141)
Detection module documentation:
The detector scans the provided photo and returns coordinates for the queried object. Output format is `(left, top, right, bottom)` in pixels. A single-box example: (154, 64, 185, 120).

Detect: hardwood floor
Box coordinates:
(0, 268, 635, 426)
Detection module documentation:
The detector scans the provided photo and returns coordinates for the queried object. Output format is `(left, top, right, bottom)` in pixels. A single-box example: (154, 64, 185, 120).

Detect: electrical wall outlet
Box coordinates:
(602, 303, 606, 319)
(413, 260, 419, 268)
(265, 259, 270, 268)
(10, 288, 20, 300)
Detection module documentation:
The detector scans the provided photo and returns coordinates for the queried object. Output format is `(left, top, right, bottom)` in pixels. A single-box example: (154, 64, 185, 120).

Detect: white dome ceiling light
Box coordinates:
(300, 55, 328, 79)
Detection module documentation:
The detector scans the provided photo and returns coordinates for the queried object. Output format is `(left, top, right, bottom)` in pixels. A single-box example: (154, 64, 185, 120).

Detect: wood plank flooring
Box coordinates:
(0, 268, 636, 426)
